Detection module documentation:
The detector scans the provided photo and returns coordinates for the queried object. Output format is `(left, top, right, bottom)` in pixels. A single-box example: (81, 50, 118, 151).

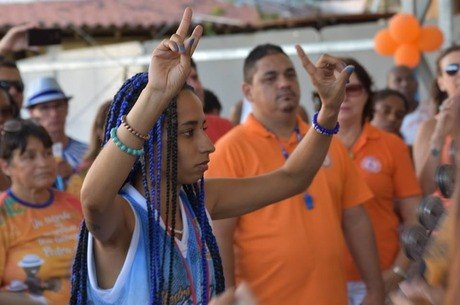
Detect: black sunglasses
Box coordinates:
(445, 63, 460, 77)
(0, 80, 24, 93)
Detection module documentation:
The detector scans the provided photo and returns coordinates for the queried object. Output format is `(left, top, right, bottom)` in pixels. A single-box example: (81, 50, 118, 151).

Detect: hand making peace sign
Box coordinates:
(146, 8, 203, 106)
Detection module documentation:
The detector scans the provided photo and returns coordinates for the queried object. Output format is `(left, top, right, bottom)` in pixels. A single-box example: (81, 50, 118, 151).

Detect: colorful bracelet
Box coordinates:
(121, 115, 150, 141)
(110, 127, 144, 156)
(312, 112, 340, 136)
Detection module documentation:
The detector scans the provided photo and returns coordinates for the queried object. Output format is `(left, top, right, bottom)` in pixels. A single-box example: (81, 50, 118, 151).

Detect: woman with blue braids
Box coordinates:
(70, 7, 355, 305)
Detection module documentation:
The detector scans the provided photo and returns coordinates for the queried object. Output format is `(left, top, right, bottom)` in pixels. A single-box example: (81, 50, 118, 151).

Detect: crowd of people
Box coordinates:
(0, 7, 459, 305)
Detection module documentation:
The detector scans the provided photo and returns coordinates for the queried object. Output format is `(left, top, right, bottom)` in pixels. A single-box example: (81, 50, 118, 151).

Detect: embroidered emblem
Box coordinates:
(360, 156, 381, 173)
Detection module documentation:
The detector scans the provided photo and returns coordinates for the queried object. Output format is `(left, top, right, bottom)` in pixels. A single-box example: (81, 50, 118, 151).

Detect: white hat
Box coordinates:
(25, 76, 72, 108)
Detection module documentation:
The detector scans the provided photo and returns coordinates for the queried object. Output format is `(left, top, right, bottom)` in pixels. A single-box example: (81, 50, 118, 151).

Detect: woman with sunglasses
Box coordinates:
(389, 88, 460, 305)
(413, 45, 460, 197)
(0, 119, 83, 305)
(335, 57, 421, 305)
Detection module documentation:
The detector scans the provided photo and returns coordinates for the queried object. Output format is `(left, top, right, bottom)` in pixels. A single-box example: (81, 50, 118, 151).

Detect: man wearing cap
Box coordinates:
(26, 76, 88, 181)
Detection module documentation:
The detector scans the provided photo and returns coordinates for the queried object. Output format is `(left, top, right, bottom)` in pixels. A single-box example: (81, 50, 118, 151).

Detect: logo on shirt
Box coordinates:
(360, 156, 381, 173)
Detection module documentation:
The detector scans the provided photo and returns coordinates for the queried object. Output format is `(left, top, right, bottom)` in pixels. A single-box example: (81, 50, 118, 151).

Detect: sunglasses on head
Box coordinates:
(0, 80, 24, 93)
(345, 83, 364, 96)
(444, 63, 460, 77)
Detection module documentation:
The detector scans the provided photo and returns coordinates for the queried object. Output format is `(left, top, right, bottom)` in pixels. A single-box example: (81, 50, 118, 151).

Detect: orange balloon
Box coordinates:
(389, 13, 421, 44)
(394, 44, 421, 68)
(374, 29, 398, 55)
(418, 26, 444, 52)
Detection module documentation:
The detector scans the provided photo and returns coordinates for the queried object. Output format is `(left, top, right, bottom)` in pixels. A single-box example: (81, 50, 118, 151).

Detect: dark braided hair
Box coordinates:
(70, 72, 224, 305)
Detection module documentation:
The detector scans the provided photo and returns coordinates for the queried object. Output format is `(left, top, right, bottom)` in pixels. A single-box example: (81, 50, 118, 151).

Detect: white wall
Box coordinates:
(18, 15, 460, 143)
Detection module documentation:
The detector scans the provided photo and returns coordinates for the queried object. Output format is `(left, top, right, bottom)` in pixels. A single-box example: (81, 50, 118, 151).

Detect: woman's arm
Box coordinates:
(0, 24, 35, 56)
(413, 97, 456, 195)
(343, 205, 385, 305)
(81, 8, 203, 243)
(413, 119, 441, 195)
(207, 50, 354, 219)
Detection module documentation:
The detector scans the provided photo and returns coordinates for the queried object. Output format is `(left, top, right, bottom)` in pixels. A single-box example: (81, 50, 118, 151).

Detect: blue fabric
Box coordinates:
(64, 137, 88, 170)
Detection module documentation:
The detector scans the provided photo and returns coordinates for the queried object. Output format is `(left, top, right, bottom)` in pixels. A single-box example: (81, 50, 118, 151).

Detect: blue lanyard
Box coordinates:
(271, 127, 314, 210)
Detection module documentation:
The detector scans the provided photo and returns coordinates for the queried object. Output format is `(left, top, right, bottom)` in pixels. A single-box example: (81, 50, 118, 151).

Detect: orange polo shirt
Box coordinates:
(206, 114, 373, 305)
(345, 123, 422, 280)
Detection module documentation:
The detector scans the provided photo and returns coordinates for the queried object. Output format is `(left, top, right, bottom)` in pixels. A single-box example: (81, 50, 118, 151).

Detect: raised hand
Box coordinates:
(295, 45, 353, 112)
(0, 23, 37, 56)
(146, 8, 203, 103)
(435, 94, 460, 138)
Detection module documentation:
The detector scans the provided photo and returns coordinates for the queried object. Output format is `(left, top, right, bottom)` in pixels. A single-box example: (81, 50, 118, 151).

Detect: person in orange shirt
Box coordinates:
(335, 57, 421, 304)
(0, 119, 82, 305)
(206, 44, 384, 305)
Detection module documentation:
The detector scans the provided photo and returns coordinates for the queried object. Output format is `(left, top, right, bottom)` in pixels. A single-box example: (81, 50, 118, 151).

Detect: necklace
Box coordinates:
(7, 188, 54, 208)
(266, 125, 315, 210)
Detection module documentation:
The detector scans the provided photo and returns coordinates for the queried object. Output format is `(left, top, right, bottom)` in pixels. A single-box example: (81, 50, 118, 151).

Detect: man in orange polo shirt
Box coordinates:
(206, 44, 385, 305)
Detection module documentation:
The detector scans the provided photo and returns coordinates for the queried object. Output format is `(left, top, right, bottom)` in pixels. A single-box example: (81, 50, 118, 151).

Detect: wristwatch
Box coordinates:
(431, 147, 441, 157)
(392, 266, 407, 279)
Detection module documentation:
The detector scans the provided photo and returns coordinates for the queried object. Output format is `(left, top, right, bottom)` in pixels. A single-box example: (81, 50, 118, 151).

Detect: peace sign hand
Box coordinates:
(146, 8, 203, 107)
(296, 45, 354, 116)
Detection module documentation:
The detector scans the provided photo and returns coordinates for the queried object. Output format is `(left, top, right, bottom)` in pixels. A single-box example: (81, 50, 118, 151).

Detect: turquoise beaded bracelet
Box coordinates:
(110, 127, 144, 156)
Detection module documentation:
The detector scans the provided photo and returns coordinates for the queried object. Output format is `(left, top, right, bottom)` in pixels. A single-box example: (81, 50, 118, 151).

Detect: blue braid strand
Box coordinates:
(154, 118, 164, 305)
(198, 179, 209, 304)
